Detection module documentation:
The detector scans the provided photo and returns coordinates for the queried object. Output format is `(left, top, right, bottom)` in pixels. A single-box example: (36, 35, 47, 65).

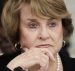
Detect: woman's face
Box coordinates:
(20, 4, 63, 55)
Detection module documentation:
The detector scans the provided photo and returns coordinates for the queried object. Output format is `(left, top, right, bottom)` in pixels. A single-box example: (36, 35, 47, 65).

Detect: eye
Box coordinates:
(28, 22, 38, 29)
(48, 21, 57, 27)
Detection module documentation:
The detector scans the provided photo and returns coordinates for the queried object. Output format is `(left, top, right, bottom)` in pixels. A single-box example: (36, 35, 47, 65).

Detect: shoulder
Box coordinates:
(0, 52, 21, 71)
(59, 51, 75, 71)
(0, 55, 10, 70)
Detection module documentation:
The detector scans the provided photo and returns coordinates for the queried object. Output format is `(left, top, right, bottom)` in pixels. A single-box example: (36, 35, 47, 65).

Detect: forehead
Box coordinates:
(20, 3, 62, 22)
(20, 4, 47, 20)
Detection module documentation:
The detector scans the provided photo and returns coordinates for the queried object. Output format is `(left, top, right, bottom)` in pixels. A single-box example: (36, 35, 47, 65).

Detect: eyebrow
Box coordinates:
(27, 19, 38, 22)
(26, 18, 56, 24)
(27, 18, 55, 22)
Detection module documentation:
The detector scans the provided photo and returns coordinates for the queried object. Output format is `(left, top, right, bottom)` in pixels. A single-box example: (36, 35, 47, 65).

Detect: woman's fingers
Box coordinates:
(38, 53, 49, 71)
(22, 48, 50, 71)
(29, 47, 55, 61)
(22, 47, 55, 71)
(40, 48, 55, 61)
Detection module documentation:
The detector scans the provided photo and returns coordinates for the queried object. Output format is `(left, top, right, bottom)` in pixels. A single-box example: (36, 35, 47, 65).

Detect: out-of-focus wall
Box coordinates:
(64, 0, 75, 58)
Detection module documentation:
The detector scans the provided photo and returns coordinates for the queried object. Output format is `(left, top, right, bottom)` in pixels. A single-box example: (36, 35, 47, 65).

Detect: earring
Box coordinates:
(15, 42, 21, 51)
(63, 40, 66, 47)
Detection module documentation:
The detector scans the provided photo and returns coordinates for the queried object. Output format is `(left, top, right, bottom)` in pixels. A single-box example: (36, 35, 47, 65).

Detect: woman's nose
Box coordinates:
(38, 28, 50, 40)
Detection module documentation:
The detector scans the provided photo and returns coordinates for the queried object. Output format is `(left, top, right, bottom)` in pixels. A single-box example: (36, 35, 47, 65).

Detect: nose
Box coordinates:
(38, 28, 50, 40)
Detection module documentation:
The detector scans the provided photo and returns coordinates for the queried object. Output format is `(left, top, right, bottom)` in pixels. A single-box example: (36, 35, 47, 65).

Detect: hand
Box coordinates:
(7, 47, 55, 71)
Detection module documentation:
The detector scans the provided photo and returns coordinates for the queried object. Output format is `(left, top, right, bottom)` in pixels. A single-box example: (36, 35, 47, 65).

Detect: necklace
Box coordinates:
(56, 53, 61, 71)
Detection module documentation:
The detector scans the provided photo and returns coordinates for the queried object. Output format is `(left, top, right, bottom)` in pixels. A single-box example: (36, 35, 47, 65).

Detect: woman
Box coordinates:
(0, 0, 75, 71)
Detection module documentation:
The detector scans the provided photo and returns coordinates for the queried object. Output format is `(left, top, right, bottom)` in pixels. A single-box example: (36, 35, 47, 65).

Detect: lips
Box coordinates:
(36, 44, 51, 48)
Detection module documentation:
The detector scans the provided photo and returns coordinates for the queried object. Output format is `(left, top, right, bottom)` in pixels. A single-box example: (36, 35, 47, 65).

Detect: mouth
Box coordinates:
(36, 44, 52, 48)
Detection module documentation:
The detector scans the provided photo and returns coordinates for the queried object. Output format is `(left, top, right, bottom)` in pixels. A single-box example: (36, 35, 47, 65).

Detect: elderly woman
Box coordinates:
(0, 0, 75, 71)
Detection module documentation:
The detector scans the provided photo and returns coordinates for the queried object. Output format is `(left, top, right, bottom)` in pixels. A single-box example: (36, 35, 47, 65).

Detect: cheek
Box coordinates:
(20, 35, 30, 47)
(53, 28, 63, 54)
(20, 28, 37, 48)
(20, 31, 32, 48)
(56, 35, 63, 51)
